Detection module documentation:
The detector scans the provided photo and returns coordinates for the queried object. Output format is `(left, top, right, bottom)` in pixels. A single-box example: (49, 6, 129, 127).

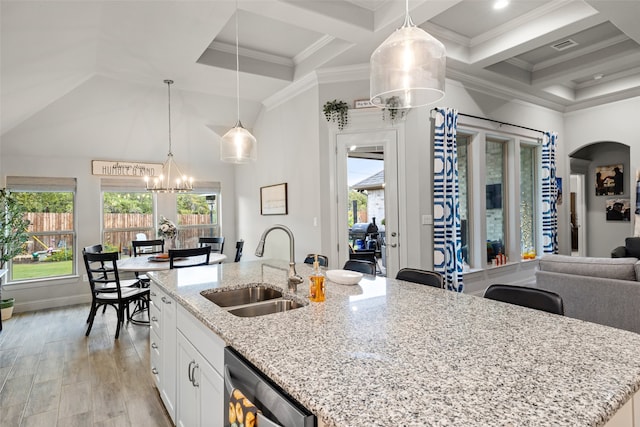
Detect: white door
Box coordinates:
(336, 129, 401, 277)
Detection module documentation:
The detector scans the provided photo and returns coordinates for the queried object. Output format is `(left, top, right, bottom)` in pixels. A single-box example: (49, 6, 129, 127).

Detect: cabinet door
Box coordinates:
(177, 331, 199, 427)
(196, 355, 223, 427)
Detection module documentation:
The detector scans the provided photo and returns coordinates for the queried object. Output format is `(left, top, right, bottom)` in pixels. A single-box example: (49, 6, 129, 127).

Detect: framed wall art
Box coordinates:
(595, 164, 623, 196)
(606, 198, 630, 221)
(260, 183, 288, 215)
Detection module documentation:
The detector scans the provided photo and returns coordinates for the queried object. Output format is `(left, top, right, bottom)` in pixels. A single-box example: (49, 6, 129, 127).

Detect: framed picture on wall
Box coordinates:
(260, 183, 288, 215)
(606, 198, 630, 221)
(595, 164, 623, 196)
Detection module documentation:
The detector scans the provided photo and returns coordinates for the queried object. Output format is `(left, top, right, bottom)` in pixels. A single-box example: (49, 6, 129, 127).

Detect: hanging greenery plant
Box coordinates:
(323, 99, 349, 130)
(381, 96, 407, 123)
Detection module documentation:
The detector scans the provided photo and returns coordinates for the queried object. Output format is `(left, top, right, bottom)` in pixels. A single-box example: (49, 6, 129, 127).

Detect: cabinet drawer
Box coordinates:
(177, 305, 225, 375)
(150, 303, 161, 330)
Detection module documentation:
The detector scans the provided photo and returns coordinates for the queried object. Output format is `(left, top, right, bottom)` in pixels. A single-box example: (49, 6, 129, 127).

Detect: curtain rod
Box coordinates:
(431, 109, 546, 135)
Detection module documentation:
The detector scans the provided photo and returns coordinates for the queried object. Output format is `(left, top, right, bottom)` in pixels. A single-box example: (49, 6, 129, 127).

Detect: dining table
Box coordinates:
(117, 252, 226, 272)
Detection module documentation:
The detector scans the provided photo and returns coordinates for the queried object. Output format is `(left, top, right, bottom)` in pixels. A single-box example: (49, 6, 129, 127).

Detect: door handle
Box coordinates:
(390, 243, 397, 248)
(151, 367, 158, 375)
(192, 363, 200, 387)
(188, 360, 194, 383)
(161, 296, 171, 304)
(151, 342, 158, 349)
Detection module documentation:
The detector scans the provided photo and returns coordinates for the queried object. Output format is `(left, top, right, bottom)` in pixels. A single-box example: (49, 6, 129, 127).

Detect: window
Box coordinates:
(6, 177, 77, 282)
(520, 143, 538, 258)
(485, 138, 506, 264)
(101, 178, 155, 257)
(457, 135, 470, 265)
(456, 118, 542, 270)
(176, 183, 221, 248)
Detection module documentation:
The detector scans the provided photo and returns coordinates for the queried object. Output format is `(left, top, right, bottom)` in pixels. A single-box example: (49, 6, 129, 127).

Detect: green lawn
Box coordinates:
(12, 260, 74, 280)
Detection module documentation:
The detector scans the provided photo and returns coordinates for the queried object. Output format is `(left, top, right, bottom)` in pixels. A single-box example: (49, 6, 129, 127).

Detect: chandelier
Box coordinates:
(220, 2, 257, 163)
(145, 79, 194, 193)
(369, 0, 446, 109)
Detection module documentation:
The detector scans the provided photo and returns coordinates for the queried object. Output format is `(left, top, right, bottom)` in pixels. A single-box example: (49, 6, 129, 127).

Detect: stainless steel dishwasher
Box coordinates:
(224, 348, 316, 427)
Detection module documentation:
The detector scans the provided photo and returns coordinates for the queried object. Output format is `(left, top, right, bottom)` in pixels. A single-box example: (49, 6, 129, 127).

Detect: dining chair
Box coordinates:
(198, 237, 225, 254)
(349, 250, 378, 273)
(396, 268, 444, 289)
(169, 246, 211, 269)
(131, 239, 165, 285)
(234, 240, 244, 262)
(343, 259, 376, 275)
(82, 251, 150, 339)
(132, 239, 164, 257)
(304, 254, 329, 267)
(483, 284, 564, 315)
(83, 244, 103, 254)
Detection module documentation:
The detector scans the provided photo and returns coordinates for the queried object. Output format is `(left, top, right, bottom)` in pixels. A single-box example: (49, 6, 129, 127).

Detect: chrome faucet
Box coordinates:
(255, 224, 304, 292)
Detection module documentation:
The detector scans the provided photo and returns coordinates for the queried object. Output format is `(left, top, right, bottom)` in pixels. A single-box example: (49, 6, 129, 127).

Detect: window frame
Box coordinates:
(456, 117, 543, 270)
(4, 176, 77, 284)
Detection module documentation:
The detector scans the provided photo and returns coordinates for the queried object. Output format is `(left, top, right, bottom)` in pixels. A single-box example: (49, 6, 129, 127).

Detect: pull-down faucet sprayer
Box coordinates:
(255, 224, 304, 292)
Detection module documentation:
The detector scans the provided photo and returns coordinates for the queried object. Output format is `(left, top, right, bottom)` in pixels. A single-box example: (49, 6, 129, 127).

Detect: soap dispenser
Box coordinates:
(309, 255, 326, 302)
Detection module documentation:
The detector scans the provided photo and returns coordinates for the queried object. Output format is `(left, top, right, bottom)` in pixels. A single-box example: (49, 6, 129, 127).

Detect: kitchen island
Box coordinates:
(148, 260, 640, 427)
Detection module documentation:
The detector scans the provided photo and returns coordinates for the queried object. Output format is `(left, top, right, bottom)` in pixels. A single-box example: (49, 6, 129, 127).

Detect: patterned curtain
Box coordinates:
(433, 108, 464, 292)
(541, 131, 558, 254)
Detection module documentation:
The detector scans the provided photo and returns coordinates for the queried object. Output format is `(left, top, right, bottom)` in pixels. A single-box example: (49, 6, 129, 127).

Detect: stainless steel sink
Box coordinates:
(200, 286, 282, 307)
(228, 299, 305, 317)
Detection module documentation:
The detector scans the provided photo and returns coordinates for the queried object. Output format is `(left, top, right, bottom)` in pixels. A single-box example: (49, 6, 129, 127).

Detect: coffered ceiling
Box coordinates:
(2, 0, 640, 135)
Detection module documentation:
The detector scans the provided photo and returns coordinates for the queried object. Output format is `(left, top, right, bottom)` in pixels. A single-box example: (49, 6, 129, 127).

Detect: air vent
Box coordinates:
(551, 39, 578, 51)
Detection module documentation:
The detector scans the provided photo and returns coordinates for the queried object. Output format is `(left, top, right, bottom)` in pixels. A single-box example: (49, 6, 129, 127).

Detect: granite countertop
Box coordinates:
(148, 260, 640, 427)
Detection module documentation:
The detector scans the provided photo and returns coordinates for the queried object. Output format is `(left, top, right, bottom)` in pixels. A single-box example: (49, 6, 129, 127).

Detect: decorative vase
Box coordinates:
(165, 237, 176, 252)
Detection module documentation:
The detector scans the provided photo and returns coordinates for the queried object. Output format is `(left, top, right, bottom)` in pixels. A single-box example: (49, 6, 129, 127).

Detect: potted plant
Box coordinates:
(323, 99, 349, 130)
(0, 189, 31, 318)
(381, 96, 407, 123)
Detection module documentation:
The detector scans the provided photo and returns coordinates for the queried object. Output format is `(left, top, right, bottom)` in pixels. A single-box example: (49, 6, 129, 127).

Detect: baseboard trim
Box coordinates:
(14, 295, 91, 313)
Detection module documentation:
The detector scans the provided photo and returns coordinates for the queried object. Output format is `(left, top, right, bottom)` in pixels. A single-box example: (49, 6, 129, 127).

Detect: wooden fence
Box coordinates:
(23, 213, 216, 254)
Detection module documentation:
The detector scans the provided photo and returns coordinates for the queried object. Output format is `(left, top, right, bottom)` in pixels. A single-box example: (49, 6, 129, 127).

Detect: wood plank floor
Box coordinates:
(0, 304, 173, 427)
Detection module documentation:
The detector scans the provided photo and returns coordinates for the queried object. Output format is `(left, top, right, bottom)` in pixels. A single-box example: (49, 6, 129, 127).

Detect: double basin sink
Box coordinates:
(200, 285, 306, 317)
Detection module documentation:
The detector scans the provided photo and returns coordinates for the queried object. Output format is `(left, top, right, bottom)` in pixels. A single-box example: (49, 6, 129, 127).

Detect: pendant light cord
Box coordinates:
(403, 0, 414, 28)
(165, 79, 173, 155)
(235, 0, 240, 123)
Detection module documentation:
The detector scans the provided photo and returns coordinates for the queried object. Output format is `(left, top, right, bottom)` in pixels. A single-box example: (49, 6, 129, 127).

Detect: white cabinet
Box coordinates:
(176, 304, 225, 427)
(149, 283, 177, 423)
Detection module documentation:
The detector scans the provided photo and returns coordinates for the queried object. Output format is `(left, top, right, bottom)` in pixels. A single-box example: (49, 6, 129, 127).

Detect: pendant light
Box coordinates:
(220, 2, 257, 164)
(370, 0, 446, 109)
(144, 80, 194, 193)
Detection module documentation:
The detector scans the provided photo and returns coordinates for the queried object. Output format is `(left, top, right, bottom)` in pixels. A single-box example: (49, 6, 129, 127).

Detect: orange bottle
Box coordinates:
(309, 255, 325, 302)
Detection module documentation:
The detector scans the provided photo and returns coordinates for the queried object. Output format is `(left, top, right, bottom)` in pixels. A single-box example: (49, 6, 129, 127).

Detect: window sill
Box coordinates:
(3, 275, 81, 290)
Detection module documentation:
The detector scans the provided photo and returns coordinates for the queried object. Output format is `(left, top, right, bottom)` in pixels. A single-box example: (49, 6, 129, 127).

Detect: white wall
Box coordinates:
(234, 85, 322, 265)
(564, 97, 640, 256)
(0, 75, 240, 311)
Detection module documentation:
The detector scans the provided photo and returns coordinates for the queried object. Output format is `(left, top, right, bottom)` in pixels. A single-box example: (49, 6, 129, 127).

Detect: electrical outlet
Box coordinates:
(82, 274, 88, 282)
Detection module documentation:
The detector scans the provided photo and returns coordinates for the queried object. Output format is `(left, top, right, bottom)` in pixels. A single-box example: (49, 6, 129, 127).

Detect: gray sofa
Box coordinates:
(534, 254, 640, 334)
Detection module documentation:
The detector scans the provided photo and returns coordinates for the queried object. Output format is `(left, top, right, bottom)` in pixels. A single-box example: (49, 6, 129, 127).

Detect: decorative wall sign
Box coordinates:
(354, 99, 375, 109)
(595, 164, 623, 196)
(260, 183, 288, 215)
(92, 160, 163, 177)
(606, 198, 630, 221)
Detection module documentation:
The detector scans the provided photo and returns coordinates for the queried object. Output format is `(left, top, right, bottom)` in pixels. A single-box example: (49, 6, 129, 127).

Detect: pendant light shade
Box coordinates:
(220, 120, 257, 163)
(145, 79, 193, 193)
(221, 2, 257, 163)
(370, 3, 446, 109)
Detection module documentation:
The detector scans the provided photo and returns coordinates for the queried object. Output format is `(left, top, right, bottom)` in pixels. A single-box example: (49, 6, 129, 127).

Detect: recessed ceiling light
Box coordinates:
(494, 0, 509, 10)
(593, 73, 604, 80)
